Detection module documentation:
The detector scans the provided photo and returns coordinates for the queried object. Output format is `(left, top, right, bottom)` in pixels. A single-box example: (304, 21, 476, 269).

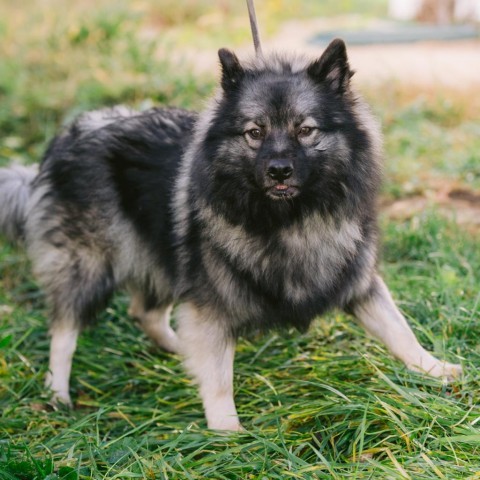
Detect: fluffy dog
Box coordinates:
(0, 39, 461, 430)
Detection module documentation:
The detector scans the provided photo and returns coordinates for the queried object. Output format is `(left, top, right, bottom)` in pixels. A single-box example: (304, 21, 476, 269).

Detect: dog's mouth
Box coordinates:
(266, 183, 299, 200)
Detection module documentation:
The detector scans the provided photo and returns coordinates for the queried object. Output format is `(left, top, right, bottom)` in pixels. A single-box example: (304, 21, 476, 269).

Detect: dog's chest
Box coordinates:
(204, 210, 363, 305)
(272, 215, 363, 302)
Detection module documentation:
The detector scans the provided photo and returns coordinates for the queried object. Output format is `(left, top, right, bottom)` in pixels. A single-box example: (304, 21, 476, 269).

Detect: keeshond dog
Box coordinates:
(0, 39, 462, 430)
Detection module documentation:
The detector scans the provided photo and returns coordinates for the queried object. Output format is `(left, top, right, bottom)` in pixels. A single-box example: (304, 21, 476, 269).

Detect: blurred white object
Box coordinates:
(389, 0, 423, 20)
(455, 0, 480, 21)
(389, 0, 480, 22)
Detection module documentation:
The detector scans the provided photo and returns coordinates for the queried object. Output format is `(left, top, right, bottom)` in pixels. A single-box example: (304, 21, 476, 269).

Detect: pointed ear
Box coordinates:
(218, 48, 244, 93)
(307, 39, 354, 93)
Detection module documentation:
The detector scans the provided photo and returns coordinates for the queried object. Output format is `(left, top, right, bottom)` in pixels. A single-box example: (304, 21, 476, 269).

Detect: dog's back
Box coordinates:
(29, 106, 196, 324)
(0, 106, 197, 404)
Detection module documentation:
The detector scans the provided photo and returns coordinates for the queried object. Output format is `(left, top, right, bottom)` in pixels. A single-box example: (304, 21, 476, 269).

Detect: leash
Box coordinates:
(246, 0, 263, 57)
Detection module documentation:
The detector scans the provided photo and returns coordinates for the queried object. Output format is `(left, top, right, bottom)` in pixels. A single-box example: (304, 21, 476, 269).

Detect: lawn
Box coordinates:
(1, 1, 479, 479)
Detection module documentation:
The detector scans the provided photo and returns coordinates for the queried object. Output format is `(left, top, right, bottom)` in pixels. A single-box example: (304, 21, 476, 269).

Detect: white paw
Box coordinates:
(207, 417, 245, 432)
(50, 392, 73, 409)
(433, 361, 463, 381)
(46, 385, 73, 408)
(45, 373, 73, 408)
(409, 359, 463, 382)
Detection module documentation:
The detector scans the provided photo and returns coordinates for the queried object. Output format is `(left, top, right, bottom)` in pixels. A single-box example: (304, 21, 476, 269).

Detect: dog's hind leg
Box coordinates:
(128, 292, 178, 353)
(45, 320, 79, 407)
(176, 302, 242, 431)
(43, 262, 115, 406)
(43, 264, 114, 406)
(30, 237, 116, 406)
(349, 274, 462, 380)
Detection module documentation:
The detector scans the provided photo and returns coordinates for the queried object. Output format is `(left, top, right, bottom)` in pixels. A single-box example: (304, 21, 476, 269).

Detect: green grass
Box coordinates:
(379, 93, 480, 198)
(1, 1, 480, 478)
(1, 215, 479, 478)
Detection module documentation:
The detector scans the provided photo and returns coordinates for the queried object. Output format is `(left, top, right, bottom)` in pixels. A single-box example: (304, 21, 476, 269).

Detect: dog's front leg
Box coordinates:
(177, 303, 242, 431)
(349, 274, 462, 380)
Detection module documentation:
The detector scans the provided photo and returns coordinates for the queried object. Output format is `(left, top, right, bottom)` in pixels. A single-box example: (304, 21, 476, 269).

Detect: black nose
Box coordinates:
(267, 159, 294, 181)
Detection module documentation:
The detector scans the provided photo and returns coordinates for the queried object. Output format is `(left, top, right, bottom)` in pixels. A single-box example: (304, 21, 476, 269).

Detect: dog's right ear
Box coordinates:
(218, 48, 244, 92)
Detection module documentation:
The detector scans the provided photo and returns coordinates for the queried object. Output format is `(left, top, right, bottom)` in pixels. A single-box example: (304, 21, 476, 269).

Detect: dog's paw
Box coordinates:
(207, 418, 245, 432)
(45, 373, 73, 408)
(436, 361, 463, 382)
(409, 359, 463, 382)
(49, 391, 73, 409)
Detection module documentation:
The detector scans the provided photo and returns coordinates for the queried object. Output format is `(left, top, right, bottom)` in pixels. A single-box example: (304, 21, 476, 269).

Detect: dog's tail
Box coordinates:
(0, 164, 38, 243)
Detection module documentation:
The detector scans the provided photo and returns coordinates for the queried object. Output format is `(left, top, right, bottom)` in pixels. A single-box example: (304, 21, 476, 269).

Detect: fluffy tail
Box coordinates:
(0, 164, 38, 242)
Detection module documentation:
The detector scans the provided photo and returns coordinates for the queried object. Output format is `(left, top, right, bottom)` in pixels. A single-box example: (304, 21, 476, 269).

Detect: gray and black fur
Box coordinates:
(25, 106, 196, 324)
(174, 40, 381, 335)
(0, 40, 461, 430)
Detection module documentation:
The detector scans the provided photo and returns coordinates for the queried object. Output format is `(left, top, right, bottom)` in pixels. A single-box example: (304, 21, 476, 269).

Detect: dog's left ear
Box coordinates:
(218, 48, 244, 93)
(307, 39, 354, 94)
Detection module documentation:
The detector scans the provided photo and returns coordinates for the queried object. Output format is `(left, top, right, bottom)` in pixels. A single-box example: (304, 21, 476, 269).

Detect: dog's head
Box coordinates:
(199, 39, 381, 223)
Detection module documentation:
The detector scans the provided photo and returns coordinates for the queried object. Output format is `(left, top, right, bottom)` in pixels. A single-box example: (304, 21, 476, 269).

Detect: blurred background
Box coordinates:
(0, 0, 479, 226)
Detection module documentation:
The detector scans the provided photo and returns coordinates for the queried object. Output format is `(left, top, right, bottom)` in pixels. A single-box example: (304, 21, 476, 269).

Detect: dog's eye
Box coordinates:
(246, 128, 263, 140)
(298, 126, 314, 137)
